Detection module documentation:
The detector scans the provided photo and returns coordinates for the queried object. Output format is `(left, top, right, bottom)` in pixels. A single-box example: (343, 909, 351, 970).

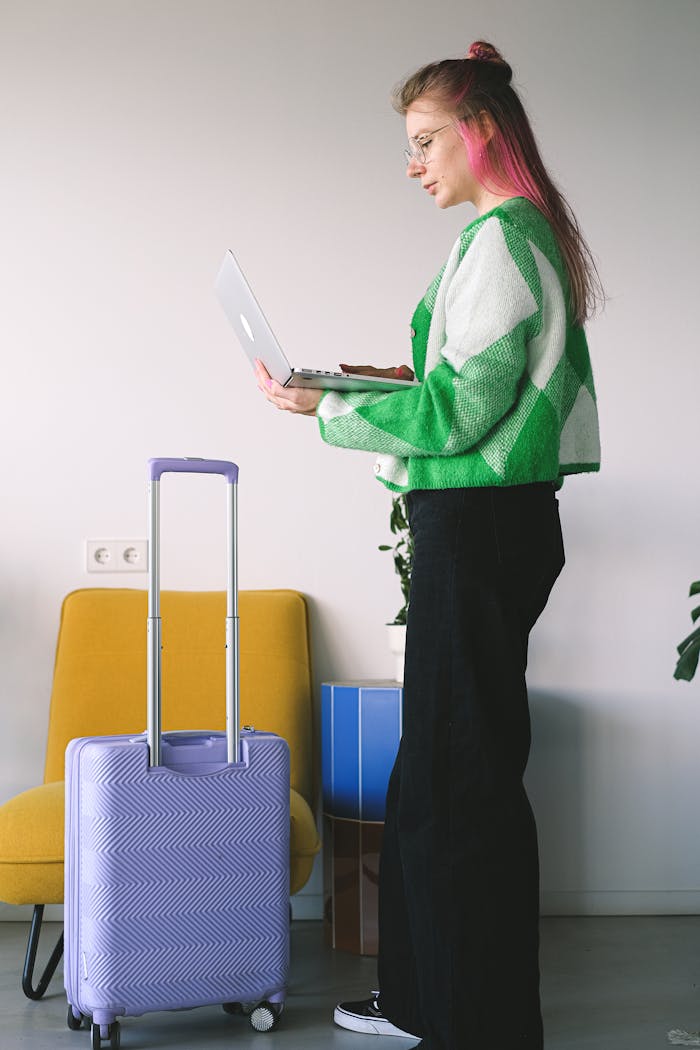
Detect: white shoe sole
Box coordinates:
(333, 1005, 417, 1038)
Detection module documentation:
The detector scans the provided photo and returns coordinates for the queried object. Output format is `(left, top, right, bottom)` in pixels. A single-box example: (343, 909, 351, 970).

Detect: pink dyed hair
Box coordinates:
(392, 42, 604, 324)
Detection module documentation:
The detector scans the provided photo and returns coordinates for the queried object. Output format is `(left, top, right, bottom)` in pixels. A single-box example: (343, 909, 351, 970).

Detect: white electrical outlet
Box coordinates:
(86, 539, 148, 573)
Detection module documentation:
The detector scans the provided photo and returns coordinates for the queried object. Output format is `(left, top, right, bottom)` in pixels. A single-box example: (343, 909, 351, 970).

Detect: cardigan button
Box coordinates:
(373, 462, 381, 474)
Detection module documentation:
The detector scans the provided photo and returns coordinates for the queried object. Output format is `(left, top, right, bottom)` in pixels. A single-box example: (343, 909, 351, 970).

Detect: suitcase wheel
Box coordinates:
(91, 1021, 121, 1049)
(66, 1006, 87, 1031)
(249, 1002, 281, 1033)
(222, 1002, 244, 1015)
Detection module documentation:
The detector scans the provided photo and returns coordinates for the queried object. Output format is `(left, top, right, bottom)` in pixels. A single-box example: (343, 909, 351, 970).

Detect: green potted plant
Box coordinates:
(379, 495, 414, 682)
(667, 582, 700, 1048)
(674, 580, 700, 681)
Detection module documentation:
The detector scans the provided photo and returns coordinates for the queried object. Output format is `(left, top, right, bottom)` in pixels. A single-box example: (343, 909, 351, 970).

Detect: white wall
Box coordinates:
(1, 0, 699, 920)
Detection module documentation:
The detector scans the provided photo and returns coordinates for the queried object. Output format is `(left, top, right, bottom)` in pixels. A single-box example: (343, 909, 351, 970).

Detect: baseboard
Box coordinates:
(0, 903, 64, 922)
(540, 891, 700, 915)
(291, 893, 323, 920)
(2, 893, 696, 923)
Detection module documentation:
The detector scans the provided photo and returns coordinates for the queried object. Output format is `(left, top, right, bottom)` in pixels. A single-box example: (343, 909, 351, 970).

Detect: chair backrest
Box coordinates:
(44, 588, 314, 805)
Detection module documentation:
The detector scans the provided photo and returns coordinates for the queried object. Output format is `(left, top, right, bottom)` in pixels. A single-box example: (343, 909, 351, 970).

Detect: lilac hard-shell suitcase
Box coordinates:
(64, 458, 290, 1048)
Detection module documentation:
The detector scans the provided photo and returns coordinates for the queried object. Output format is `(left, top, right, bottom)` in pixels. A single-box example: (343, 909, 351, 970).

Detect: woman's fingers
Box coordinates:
(254, 358, 285, 400)
(253, 359, 321, 415)
(254, 358, 273, 388)
(340, 363, 415, 381)
(340, 364, 387, 377)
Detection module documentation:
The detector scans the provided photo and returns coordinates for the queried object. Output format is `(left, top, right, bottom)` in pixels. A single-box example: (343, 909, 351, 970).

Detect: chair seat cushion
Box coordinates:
(289, 788, 321, 895)
(0, 780, 319, 906)
(0, 782, 64, 905)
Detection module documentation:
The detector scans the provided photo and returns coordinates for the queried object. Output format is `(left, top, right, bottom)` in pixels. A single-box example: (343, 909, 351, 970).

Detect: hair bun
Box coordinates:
(466, 40, 503, 63)
(466, 41, 512, 84)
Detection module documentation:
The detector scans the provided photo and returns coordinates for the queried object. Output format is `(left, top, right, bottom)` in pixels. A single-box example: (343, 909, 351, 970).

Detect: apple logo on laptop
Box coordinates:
(240, 313, 255, 342)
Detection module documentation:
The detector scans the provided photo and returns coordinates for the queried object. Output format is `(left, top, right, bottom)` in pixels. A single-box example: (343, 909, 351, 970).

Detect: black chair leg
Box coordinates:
(22, 904, 64, 1000)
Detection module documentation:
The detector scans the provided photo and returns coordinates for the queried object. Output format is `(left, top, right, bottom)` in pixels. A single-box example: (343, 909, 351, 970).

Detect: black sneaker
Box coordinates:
(333, 991, 417, 1038)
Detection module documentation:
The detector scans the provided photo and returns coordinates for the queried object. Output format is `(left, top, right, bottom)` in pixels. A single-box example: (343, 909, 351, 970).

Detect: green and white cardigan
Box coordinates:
(317, 196, 600, 492)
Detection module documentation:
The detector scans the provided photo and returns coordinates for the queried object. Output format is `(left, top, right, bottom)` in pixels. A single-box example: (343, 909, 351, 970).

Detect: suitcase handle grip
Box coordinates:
(148, 457, 239, 483)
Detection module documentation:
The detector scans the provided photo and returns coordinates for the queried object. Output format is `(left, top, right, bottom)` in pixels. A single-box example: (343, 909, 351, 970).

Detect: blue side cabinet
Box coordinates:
(321, 681, 403, 822)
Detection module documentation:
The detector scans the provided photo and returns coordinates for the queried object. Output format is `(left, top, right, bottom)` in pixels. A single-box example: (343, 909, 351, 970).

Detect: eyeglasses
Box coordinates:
(404, 124, 452, 166)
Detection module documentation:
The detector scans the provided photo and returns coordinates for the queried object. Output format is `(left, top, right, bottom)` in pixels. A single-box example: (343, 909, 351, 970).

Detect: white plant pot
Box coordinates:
(386, 623, 407, 684)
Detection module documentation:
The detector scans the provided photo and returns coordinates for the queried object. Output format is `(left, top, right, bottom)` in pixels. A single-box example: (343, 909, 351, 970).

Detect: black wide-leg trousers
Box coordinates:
(377, 483, 565, 1050)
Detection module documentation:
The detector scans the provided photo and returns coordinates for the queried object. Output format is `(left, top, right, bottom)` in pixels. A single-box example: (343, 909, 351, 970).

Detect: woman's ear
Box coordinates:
(477, 110, 497, 145)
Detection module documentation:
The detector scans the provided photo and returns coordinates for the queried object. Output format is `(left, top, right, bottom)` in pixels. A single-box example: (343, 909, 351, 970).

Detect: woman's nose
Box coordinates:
(406, 156, 426, 179)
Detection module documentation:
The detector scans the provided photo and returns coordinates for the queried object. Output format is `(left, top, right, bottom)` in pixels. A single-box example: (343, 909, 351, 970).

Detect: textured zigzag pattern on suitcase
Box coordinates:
(74, 735, 289, 1014)
(83, 936, 288, 1011)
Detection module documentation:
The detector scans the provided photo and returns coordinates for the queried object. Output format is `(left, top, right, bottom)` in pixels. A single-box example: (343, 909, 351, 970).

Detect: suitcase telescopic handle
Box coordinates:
(148, 457, 239, 483)
(146, 457, 240, 769)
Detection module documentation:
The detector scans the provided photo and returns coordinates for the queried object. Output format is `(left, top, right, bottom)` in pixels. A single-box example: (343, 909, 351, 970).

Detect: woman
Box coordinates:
(256, 41, 601, 1050)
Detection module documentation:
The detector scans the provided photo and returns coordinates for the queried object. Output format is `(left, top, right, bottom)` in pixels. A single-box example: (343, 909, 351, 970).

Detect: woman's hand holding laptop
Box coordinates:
(339, 363, 416, 382)
(254, 360, 322, 416)
(254, 359, 415, 415)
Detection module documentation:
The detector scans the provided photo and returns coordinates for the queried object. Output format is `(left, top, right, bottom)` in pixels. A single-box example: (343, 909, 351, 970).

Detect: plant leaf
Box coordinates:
(675, 644, 700, 681)
(691, 605, 700, 624)
(384, 495, 413, 625)
(676, 624, 700, 656)
(675, 620, 700, 681)
(690, 581, 700, 597)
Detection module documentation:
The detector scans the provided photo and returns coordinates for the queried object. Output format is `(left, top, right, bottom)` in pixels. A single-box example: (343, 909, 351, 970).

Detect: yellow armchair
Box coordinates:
(0, 587, 320, 998)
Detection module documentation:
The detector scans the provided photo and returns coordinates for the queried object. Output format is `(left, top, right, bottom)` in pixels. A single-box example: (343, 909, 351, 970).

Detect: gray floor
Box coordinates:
(1, 917, 700, 1049)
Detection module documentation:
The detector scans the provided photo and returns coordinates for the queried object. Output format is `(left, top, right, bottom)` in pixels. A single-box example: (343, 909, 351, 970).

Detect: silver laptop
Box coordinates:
(214, 250, 418, 393)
